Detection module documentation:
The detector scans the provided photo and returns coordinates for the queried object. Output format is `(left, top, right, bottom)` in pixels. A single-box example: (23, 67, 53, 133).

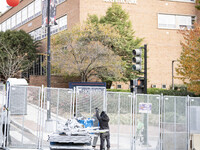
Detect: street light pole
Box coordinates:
(172, 60, 177, 90)
(47, 0, 51, 120)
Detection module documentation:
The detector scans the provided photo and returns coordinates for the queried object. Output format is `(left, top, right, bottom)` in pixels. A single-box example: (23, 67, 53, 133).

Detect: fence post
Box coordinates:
(187, 95, 190, 150)
(131, 91, 136, 150)
(117, 93, 121, 150)
(160, 93, 163, 150)
(56, 89, 60, 132)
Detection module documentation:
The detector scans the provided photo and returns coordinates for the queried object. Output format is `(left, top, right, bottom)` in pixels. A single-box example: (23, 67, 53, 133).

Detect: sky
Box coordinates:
(0, 0, 9, 13)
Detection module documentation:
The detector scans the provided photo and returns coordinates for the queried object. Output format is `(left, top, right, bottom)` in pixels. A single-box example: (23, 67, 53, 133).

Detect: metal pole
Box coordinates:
(172, 60, 177, 90)
(144, 44, 147, 94)
(172, 61, 173, 90)
(47, 0, 51, 120)
(143, 44, 148, 145)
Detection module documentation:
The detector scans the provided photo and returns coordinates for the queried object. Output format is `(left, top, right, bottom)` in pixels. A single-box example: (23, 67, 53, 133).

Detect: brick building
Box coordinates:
(0, 0, 199, 89)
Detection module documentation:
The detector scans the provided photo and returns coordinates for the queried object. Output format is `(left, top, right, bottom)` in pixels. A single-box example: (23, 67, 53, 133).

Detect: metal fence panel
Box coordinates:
(0, 85, 5, 147)
(134, 94, 161, 150)
(44, 88, 73, 128)
(76, 86, 106, 118)
(0, 84, 199, 150)
(7, 86, 42, 149)
(148, 95, 161, 150)
(190, 97, 200, 150)
(107, 92, 133, 150)
(162, 96, 188, 150)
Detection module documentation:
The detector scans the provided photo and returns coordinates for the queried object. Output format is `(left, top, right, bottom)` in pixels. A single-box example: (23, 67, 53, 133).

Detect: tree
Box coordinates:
(177, 23, 200, 95)
(195, 1, 200, 10)
(0, 30, 39, 81)
(87, 3, 143, 81)
(51, 24, 124, 82)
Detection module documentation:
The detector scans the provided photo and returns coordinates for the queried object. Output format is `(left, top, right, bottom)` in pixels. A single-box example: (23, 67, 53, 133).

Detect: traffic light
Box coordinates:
(130, 79, 137, 93)
(137, 77, 145, 93)
(132, 48, 142, 71)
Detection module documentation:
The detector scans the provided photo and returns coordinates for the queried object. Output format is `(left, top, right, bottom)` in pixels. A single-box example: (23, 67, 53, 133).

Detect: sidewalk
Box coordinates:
(9, 103, 57, 149)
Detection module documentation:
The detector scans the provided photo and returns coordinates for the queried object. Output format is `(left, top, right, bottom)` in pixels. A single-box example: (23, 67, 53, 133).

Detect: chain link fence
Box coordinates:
(0, 85, 5, 148)
(75, 86, 106, 118)
(7, 86, 43, 149)
(162, 96, 188, 150)
(107, 92, 133, 150)
(44, 87, 73, 128)
(134, 94, 161, 150)
(190, 97, 200, 150)
(0, 85, 199, 150)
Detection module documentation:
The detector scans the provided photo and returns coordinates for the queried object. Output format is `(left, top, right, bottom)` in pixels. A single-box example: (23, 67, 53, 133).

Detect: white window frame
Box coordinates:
(35, 0, 41, 15)
(158, 14, 195, 29)
(22, 7, 28, 23)
(6, 19, 11, 30)
(35, 28, 42, 40)
(2, 22, 6, 32)
(16, 11, 22, 25)
(11, 15, 16, 28)
(58, 15, 67, 31)
(28, 2, 34, 19)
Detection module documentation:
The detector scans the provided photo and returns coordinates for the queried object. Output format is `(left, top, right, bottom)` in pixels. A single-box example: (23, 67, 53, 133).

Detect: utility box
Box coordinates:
(6, 78, 28, 115)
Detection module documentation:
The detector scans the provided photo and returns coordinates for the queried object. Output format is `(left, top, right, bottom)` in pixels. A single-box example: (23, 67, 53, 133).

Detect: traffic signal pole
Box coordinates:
(143, 44, 148, 145)
(131, 44, 148, 145)
(144, 44, 147, 94)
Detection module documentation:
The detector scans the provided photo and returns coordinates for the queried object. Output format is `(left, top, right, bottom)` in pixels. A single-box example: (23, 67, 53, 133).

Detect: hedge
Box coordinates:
(107, 88, 199, 97)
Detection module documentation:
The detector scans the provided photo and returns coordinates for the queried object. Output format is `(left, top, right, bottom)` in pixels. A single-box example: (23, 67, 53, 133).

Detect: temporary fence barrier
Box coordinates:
(134, 94, 161, 150)
(75, 86, 106, 119)
(6, 86, 43, 149)
(107, 92, 133, 150)
(0, 85, 199, 150)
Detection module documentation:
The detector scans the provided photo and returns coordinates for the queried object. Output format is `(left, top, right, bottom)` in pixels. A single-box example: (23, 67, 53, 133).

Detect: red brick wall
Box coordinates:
(29, 75, 81, 88)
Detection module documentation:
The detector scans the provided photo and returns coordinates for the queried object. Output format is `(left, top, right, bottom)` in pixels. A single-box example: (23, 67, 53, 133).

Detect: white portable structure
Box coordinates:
(6, 78, 28, 115)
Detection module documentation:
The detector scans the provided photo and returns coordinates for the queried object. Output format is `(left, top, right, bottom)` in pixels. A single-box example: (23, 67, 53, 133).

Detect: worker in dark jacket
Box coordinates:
(95, 108, 110, 150)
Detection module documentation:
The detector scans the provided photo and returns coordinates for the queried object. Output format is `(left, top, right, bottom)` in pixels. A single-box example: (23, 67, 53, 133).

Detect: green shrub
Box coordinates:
(107, 88, 199, 96)
(107, 89, 130, 92)
(147, 88, 198, 97)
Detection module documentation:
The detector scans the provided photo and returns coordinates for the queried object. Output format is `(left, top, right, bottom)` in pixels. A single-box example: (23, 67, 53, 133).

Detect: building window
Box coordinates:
(16, 11, 22, 25)
(117, 85, 122, 89)
(28, 2, 34, 19)
(151, 85, 157, 88)
(22, 7, 28, 23)
(29, 31, 35, 39)
(22, 54, 46, 79)
(162, 84, 167, 89)
(6, 19, 11, 30)
(158, 14, 195, 29)
(28, 15, 68, 41)
(2, 22, 6, 32)
(51, 24, 59, 35)
(0, 24, 1, 32)
(35, 0, 41, 15)
(11, 15, 16, 28)
(59, 15, 67, 30)
(35, 28, 42, 41)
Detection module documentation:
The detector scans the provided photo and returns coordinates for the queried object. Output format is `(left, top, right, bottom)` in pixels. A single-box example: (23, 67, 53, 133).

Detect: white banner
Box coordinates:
(42, 0, 57, 27)
(139, 103, 152, 114)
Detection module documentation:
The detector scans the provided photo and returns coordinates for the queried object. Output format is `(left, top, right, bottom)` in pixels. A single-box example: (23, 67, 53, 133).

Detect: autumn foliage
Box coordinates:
(177, 23, 200, 95)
